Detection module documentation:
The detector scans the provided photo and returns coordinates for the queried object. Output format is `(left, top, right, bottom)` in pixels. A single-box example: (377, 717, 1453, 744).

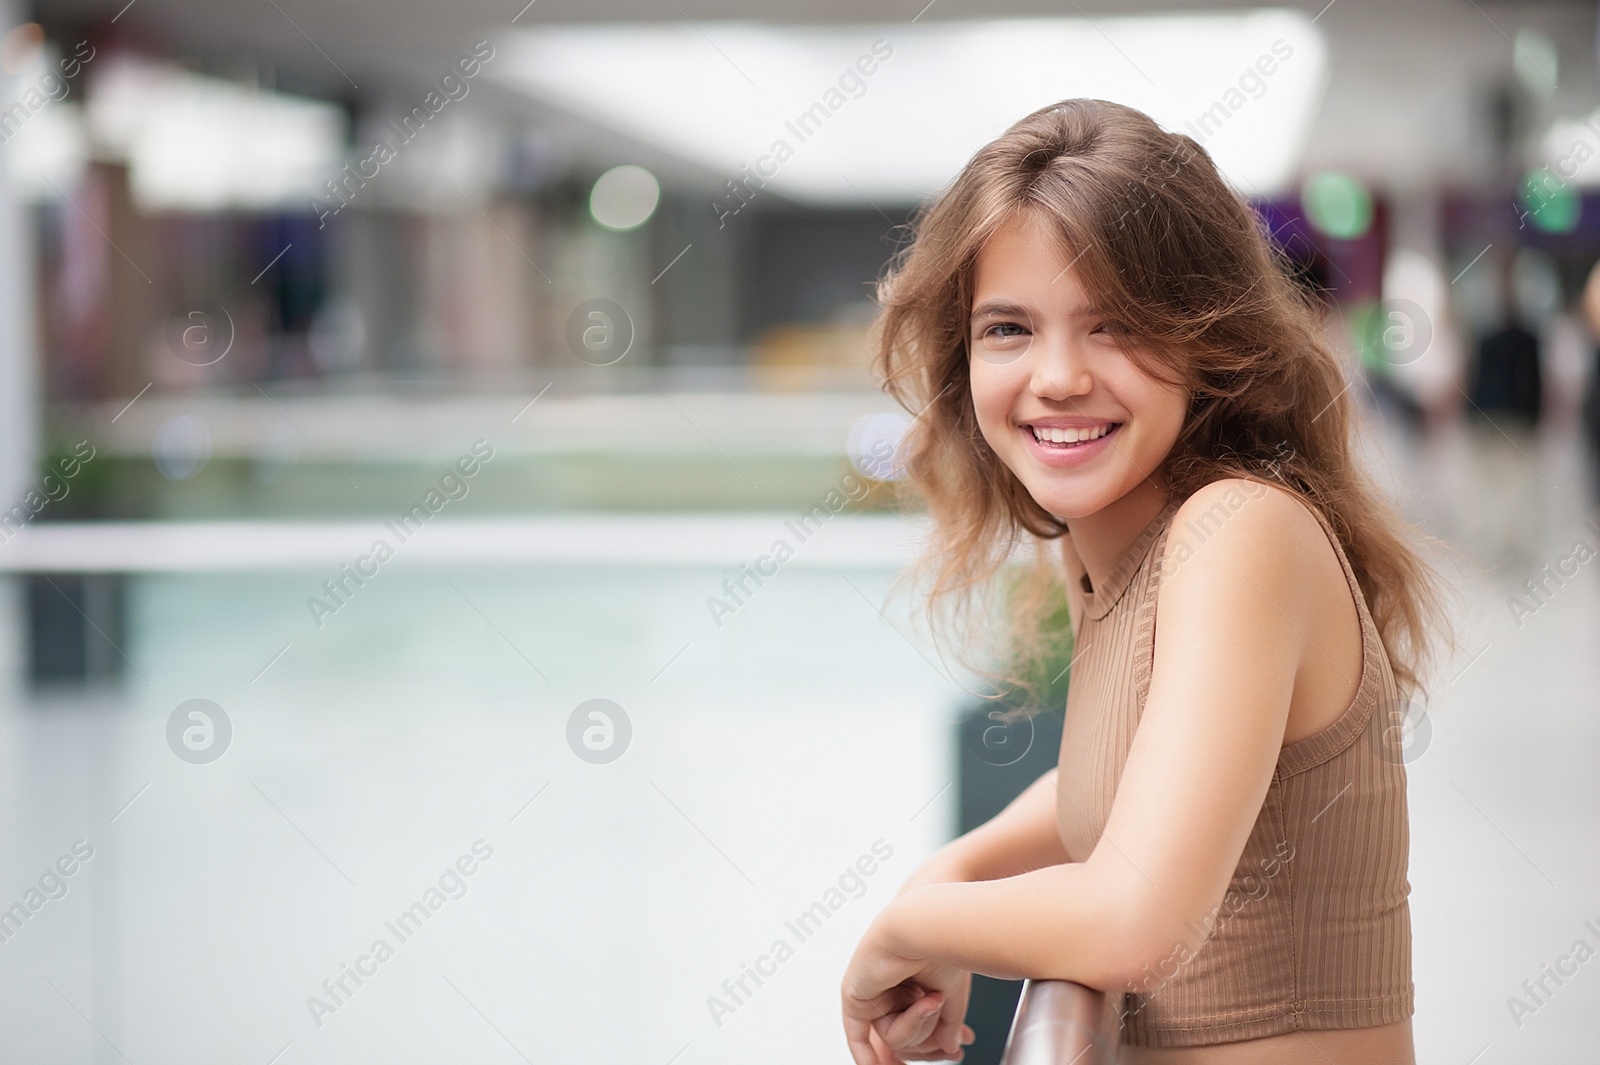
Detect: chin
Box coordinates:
(1019, 477, 1118, 522)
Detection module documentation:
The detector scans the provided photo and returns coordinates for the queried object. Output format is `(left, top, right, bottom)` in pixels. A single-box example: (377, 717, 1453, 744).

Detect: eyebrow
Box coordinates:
(969, 299, 1100, 321)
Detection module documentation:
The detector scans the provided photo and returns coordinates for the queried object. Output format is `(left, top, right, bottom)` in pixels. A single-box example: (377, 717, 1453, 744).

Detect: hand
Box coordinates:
(842, 915, 975, 1064)
(842, 970, 975, 1064)
(873, 978, 976, 1063)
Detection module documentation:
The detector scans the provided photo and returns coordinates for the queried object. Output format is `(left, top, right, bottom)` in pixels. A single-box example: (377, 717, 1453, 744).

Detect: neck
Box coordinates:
(1066, 480, 1174, 596)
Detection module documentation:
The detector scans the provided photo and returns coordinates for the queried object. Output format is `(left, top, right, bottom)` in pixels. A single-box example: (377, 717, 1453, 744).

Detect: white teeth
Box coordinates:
(1031, 424, 1113, 445)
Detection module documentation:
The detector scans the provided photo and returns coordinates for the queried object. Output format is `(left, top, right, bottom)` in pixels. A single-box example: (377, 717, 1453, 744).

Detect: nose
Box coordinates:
(1028, 332, 1093, 402)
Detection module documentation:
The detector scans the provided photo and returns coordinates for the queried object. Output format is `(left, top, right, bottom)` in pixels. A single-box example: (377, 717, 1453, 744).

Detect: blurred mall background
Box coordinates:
(0, 0, 1594, 1061)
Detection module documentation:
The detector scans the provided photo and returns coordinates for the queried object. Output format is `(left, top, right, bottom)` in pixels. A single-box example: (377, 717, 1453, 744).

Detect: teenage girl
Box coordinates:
(840, 99, 1448, 1065)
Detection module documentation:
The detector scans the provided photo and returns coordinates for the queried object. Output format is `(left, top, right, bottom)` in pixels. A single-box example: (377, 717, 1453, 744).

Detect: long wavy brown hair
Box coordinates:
(869, 98, 1453, 706)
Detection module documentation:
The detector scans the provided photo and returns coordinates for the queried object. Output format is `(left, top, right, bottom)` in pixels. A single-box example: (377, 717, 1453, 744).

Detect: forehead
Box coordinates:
(971, 213, 1094, 316)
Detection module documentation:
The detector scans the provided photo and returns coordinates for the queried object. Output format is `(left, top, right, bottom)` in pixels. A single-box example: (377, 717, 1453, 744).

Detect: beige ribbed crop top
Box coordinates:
(1055, 490, 1413, 1047)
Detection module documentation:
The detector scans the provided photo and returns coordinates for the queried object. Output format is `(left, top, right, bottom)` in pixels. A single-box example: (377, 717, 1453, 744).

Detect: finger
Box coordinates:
(845, 1026, 877, 1065)
(931, 1016, 965, 1055)
(854, 981, 923, 1021)
(879, 982, 925, 1016)
(867, 1023, 905, 1065)
(875, 995, 942, 1050)
(897, 1026, 970, 1063)
(893, 1043, 964, 1063)
(929, 1000, 977, 1056)
(875, 992, 940, 1043)
(846, 1012, 892, 1065)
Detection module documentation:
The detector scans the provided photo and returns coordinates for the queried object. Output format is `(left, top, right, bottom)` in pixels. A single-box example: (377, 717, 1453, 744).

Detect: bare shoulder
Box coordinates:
(1144, 479, 1345, 732)
(1161, 478, 1336, 594)
(1158, 482, 1364, 742)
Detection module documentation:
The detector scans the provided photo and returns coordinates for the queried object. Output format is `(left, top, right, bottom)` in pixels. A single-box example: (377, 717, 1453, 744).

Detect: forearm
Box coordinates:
(897, 768, 1069, 895)
(875, 861, 1167, 990)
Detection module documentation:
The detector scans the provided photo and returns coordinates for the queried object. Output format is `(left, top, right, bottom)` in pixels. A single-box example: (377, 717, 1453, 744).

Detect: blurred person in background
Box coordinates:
(1469, 258, 1543, 426)
(1580, 258, 1600, 454)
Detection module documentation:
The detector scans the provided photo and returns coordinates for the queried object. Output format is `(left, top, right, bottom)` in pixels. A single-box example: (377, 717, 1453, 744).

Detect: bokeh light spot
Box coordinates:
(589, 165, 660, 231)
(1519, 170, 1580, 233)
(1301, 171, 1373, 240)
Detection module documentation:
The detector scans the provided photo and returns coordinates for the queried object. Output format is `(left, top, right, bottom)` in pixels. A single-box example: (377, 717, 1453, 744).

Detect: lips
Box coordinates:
(1015, 419, 1123, 469)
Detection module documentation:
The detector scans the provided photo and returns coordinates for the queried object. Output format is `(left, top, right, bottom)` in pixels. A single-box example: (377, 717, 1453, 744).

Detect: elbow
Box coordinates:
(1092, 925, 1196, 996)
(1066, 879, 1200, 993)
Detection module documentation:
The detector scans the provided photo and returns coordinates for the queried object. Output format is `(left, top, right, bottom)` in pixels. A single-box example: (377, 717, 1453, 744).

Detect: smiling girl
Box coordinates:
(840, 100, 1449, 1064)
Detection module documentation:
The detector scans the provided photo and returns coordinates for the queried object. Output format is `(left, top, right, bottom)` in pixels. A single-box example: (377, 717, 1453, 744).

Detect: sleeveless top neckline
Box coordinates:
(1080, 495, 1183, 621)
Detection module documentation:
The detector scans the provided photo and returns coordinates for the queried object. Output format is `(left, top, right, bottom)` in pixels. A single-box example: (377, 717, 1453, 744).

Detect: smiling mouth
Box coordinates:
(1026, 423, 1120, 448)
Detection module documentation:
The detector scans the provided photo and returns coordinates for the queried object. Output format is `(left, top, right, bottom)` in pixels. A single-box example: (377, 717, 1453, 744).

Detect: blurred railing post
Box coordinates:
(0, 0, 38, 511)
(0, 0, 41, 697)
(997, 980, 1122, 1065)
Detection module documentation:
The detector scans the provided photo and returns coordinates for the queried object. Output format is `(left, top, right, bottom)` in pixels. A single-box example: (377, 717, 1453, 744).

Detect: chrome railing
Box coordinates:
(997, 980, 1122, 1064)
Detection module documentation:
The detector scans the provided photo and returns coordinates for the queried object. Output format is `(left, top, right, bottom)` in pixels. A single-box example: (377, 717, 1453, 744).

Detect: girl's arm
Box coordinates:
(866, 747, 1070, 1060)
(894, 766, 1070, 896)
(843, 481, 1327, 1064)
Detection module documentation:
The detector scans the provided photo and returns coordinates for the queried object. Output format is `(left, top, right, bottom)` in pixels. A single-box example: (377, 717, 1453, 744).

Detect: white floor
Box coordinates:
(0, 552, 960, 1065)
(0, 417, 1596, 1063)
(1380, 417, 1600, 1063)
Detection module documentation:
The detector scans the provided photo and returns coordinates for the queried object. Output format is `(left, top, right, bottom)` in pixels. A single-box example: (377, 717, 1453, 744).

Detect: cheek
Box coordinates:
(966, 360, 1014, 437)
(1106, 361, 1187, 450)
(1140, 381, 1188, 438)
(1139, 394, 1188, 469)
(1109, 351, 1181, 415)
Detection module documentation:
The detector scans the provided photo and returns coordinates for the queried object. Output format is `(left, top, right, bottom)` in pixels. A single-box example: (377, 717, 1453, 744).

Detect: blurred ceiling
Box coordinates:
(28, 0, 1600, 193)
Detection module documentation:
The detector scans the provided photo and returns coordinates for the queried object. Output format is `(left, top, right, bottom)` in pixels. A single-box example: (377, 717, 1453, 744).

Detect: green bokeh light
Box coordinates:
(1513, 27, 1559, 99)
(1519, 170, 1580, 233)
(1301, 171, 1373, 240)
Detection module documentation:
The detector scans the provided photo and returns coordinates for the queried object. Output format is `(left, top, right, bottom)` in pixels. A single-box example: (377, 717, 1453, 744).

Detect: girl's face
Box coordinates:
(967, 213, 1188, 520)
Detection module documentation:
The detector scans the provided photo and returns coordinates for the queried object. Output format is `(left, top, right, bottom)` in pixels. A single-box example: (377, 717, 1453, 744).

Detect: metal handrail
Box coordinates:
(997, 980, 1122, 1065)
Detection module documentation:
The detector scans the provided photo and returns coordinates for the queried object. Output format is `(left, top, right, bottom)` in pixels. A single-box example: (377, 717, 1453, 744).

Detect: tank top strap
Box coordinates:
(1128, 482, 1389, 778)
(1130, 511, 1182, 710)
(1292, 493, 1380, 638)
(1273, 492, 1388, 778)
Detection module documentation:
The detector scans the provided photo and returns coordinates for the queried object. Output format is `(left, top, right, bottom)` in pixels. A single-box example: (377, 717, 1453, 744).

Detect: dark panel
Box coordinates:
(956, 703, 1065, 1064)
(737, 206, 909, 339)
(28, 573, 127, 685)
